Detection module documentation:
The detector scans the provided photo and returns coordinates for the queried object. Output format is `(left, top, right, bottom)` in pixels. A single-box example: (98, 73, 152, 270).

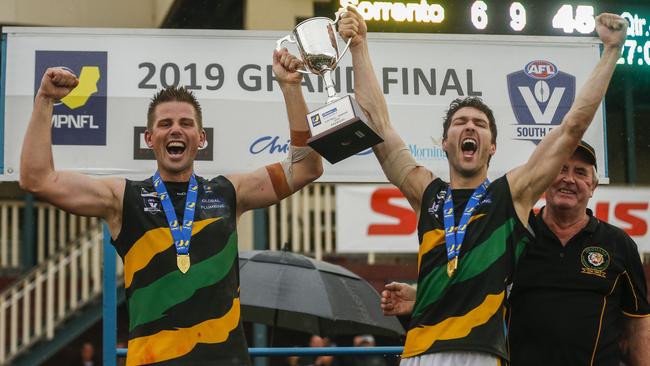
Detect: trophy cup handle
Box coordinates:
(276, 34, 311, 74)
(276, 34, 296, 51)
(331, 11, 353, 65)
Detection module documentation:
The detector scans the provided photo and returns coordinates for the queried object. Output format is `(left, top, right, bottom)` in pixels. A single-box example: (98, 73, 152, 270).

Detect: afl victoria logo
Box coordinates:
(507, 60, 576, 144)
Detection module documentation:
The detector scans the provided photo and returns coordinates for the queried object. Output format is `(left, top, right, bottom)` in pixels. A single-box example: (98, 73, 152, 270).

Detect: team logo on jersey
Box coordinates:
(580, 246, 610, 278)
(507, 60, 576, 144)
(140, 188, 161, 213)
(34, 51, 107, 145)
(427, 189, 447, 221)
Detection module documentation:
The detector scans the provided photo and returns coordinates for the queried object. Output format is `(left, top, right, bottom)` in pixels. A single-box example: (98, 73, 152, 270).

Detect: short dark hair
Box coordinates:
(147, 86, 202, 130)
(442, 97, 497, 145)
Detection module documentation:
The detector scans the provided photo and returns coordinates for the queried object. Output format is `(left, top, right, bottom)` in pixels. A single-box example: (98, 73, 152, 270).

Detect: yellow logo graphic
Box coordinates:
(60, 66, 100, 109)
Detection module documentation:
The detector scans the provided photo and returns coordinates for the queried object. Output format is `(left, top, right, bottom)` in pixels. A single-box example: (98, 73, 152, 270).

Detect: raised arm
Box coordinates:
(229, 49, 323, 217)
(507, 13, 627, 222)
(20, 68, 125, 237)
(339, 7, 434, 214)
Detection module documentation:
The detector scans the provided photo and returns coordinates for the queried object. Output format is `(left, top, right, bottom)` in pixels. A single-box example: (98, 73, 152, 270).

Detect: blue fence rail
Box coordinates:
(116, 347, 405, 357)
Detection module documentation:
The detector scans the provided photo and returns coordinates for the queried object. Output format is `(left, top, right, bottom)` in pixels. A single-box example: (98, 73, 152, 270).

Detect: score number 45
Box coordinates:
(552, 5, 595, 34)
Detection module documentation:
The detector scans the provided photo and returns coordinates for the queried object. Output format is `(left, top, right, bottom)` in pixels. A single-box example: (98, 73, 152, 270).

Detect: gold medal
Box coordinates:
(177, 254, 190, 274)
(447, 257, 458, 277)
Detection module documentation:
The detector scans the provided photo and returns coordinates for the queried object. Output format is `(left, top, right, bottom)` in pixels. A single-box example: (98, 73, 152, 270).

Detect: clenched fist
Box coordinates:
(37, 68, 79, 101)
(272, 48, 304, 86)
(337, 6, 367, 48)
(596, 13, 628, 49)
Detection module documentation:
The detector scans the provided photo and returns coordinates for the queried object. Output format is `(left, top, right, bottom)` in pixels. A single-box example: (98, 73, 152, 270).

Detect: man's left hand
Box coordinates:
(596, 13, 628, 49)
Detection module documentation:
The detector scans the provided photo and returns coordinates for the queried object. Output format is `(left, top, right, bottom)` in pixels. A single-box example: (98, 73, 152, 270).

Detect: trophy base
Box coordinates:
(306, 95, 383, 164)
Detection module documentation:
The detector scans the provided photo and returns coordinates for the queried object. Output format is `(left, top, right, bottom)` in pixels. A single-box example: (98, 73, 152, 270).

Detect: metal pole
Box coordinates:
(0, 33, 7, 175)
(624, 77, 636, 183)
(103, 224, 117, 366)
(252, 209, 268, 366)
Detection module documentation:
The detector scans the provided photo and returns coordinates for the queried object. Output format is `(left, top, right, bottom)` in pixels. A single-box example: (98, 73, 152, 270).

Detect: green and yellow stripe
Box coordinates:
(412, 218, 515, 318)
(403, 292, 504, 357)
(123, 218, 220, 288)
(126, 297, 241, 366)
(128, 232, 238, 331)
(417, 214, 487, 273)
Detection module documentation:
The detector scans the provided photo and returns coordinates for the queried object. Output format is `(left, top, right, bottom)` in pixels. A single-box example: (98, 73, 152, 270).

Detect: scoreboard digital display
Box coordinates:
(334, 0, 650, 67)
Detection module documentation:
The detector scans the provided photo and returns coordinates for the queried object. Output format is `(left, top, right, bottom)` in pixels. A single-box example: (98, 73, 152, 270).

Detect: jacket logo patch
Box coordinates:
(580, 246, 610, 278)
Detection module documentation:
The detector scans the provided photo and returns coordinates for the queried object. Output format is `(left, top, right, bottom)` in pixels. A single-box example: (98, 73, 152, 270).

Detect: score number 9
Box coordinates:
(471, 1, 527, 32)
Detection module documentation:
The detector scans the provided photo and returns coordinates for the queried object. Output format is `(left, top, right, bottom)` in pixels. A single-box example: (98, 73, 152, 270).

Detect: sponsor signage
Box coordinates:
(1, 28, 604, 182)
(34, 51, 107, 145)
(337, 184, 650, 254)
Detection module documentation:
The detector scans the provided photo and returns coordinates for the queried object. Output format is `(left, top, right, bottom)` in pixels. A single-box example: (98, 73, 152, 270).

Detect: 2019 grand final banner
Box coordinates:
(0, 27, 606, 182)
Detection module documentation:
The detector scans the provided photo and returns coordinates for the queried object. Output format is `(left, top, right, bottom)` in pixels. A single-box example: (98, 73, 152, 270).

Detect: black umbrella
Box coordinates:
(238, 249, 405, 341)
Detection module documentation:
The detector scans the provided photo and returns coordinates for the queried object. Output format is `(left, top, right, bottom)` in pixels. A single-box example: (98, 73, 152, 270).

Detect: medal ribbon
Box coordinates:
(153, 172, 198, 257)
(443, 179, 490, 274)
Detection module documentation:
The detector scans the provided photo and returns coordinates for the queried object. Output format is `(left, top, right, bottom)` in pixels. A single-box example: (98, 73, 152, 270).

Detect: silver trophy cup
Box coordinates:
(277, 14, 383, 164)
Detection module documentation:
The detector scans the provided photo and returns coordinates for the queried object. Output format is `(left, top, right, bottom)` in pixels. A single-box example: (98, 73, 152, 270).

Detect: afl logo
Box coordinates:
(524, 60, 558, 80)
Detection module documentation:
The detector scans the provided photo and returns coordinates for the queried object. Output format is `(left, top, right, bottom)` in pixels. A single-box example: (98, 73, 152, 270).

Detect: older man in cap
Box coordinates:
(507, 141, 650, 365)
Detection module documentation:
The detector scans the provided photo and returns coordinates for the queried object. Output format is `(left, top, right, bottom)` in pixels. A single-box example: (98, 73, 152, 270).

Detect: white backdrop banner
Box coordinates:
(336, 184, 650, 254)
(0, 28, 606, 182)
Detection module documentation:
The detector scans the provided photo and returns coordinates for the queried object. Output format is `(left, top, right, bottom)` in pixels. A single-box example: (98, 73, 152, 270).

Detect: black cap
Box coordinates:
(575, 140, 597, 171)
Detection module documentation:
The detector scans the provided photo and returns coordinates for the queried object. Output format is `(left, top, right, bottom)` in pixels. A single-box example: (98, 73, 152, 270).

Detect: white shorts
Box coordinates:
(400, 351, 503, 366)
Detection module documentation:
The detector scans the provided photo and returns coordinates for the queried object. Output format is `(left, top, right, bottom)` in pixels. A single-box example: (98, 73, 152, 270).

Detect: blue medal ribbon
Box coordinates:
(152, 171, 198, 273)
(443, 178, 490, 277)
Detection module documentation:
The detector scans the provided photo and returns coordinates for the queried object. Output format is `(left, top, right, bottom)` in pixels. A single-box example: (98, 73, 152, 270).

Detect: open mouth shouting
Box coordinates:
(166, 141, 186, 159)
(461, 138, 478, 158)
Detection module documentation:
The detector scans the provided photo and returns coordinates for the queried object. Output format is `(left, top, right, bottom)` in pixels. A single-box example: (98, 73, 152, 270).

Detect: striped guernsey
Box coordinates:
(404, 176, 532, 360)
(112, 176, 250, 366)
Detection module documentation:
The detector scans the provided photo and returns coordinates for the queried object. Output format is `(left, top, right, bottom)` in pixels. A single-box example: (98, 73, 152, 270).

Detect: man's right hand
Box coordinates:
(37, 67, 79, 101)
(338, 6, 367, 48)
(381, 282, 416, 316)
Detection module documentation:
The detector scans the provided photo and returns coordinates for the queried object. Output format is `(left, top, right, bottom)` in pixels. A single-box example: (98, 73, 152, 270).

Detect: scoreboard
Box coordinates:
(335, 0, 650, 68)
